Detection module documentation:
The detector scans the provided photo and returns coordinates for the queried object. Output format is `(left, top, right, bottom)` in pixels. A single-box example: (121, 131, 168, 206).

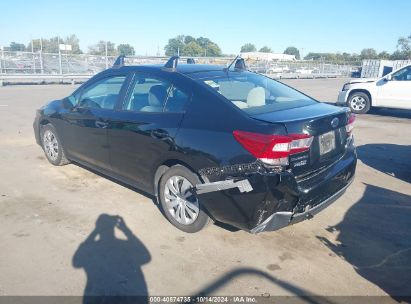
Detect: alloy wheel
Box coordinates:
(350, 96, 366, 111)
(164, 176, 199, 225)
(43, 130, 59, 161)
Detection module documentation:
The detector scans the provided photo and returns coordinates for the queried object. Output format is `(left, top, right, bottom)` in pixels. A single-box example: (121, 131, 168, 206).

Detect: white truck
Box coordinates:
(337, 64, 411, 114)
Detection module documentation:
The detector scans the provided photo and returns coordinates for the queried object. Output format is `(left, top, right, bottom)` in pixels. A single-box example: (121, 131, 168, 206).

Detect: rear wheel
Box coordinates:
(158, 165, 210, 233)
(41, 124, 70, 166)
(348, 92, 371, 114)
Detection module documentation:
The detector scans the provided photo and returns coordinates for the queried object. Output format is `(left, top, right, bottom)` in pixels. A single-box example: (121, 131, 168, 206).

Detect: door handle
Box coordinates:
(95, 120, 109, 129)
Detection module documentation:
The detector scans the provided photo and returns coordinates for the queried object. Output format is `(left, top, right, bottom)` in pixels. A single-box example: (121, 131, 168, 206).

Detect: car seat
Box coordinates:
(140, 85, 168, 112)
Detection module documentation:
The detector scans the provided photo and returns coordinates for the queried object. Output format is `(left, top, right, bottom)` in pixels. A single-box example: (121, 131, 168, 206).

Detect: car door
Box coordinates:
(60, 74, 130, 170)
(107, 72, 191, 192)
(377, 66, 411, 109)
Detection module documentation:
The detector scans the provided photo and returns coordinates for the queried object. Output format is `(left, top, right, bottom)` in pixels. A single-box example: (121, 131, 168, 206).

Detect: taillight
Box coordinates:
(233, 130, 313, 166)
(346, 113, 355, 136)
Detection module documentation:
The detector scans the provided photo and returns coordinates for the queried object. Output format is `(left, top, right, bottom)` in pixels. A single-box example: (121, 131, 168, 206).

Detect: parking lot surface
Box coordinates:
(0, 80, 410, 300)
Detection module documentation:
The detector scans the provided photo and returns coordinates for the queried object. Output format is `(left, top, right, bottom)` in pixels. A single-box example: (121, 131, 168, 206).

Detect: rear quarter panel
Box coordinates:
(174, 84, 287, 179)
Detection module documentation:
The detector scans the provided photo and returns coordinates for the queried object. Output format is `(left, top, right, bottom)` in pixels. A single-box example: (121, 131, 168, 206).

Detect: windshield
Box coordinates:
(197, 71, 316, 114)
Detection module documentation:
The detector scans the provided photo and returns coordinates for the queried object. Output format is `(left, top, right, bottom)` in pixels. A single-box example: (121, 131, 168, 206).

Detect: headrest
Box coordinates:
(247, 87, 265, 107)
(148, 85, 168, 107)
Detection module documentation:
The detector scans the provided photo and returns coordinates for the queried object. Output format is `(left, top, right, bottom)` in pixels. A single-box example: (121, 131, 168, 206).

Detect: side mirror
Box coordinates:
(385, 74, 392, 81)
(62, 98, 75, 110)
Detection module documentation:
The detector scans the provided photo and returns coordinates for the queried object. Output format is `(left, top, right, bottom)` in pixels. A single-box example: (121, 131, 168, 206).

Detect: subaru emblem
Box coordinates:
(331, 117, 339, 128)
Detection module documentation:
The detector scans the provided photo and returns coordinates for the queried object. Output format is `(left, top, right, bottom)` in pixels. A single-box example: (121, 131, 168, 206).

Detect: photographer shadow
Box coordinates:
(73, 214, 151, 303)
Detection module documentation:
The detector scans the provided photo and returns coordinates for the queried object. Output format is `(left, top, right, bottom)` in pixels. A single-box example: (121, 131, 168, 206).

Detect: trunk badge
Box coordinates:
(331, 117, 339, 128)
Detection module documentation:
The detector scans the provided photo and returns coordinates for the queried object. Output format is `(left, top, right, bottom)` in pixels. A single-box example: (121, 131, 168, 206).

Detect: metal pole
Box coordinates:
(66, 51, 70, 74)
(85, 55, 88, 73)
(39, 38, 44, 74)
(58, 37, 62, 75)
(0, 46, 3, 74)
(31, 39, 36, 74)
(105, 41, 108, 69)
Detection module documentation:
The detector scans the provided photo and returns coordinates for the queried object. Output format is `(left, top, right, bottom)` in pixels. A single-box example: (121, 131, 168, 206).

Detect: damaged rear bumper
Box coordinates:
(250, 176, 354, 233)
(194, 143, 357, 233)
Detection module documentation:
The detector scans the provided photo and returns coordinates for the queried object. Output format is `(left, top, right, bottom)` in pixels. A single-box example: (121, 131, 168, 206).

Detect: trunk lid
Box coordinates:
(251, 103, 350, 177)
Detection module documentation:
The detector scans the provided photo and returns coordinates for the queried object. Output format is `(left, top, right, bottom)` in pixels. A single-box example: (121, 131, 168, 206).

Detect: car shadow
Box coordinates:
(190, 267, 333, 304)
(367, 108, 411, 119)
(331, 102, 411, 119)
(71, 162, 243, 233)
(73, 214, 151, 303)
(317, 184, 411, 300)
(73, 161, 159, 206)
(357, 144, 411, 183)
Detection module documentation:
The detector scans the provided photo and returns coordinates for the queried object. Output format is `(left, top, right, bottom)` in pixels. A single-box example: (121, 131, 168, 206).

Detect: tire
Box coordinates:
(158, 165, 210, 233)
(40, 124, 70, 166)
(347, 92, 371, 114)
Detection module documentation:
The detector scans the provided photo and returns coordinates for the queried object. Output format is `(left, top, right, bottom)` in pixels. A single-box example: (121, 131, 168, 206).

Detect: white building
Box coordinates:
(240, 52, 296, 61)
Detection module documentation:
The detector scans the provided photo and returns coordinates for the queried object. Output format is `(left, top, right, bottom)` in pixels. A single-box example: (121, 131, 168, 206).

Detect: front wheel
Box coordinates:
(41, 124, 70, 166)
(158, 165, 210, 233)
(348, 92, 371, 114)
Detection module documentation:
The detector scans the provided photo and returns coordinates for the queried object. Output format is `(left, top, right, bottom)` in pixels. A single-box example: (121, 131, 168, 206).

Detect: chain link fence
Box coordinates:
(0, 50, 359, 79)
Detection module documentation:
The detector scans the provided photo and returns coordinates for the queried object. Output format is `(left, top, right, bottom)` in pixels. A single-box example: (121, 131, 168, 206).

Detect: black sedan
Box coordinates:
(33, 56, 357, 233)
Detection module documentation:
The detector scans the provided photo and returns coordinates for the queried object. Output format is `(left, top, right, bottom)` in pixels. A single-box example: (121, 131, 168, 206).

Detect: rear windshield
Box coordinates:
(197, 72, 316, 114)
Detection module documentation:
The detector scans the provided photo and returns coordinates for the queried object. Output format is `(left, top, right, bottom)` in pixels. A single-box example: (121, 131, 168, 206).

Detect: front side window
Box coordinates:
(197, 71, 316, 114)
(392, 66, 411, 81)
(124, 75, 189, 113)
(78, 76, 126, 109)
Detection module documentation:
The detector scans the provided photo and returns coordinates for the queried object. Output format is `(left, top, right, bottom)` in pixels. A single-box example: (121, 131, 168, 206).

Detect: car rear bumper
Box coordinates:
(250, 175, 353, 233)
(196, 140, 357, 233)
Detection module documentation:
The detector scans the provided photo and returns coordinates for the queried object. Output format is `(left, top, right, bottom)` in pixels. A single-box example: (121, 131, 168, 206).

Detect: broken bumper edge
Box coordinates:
(250, 176, 354, 234)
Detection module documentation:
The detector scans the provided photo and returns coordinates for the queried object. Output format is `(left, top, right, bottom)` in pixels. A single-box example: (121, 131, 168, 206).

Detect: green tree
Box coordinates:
(117, 44, 135, 56)
(397, 36, 411, 53)
(182, 41, 203, 57)
(342, 52, 353, 61)
(27, 38, 58, 53)
(64, 34, 82, 54)
(88, 41, 117, 56)
(304, 52, 321, 60)
(164, 35, 185, 56)
(27, 35, 82, 53)
(240, 43, 257, 53)
(284, 46, 300, 59)
(390, 50, 408, 60)
(9, 42, 25, 51)
(196, 37, 211, 49)
(164, 35, 222, 57)
(304, 52, 346, 61)
(360, 48, 378, 59)
(184, 35, 196, 45)
(378, 51, 390, 59)
(394, 35, 411, 59)
(205, 42, 222, 57)
(44, 37, 60, 53)
(259, 46, 272, 53)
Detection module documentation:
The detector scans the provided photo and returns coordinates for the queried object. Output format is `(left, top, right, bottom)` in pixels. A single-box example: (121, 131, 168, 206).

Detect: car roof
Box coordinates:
(104, 63, 226, 76)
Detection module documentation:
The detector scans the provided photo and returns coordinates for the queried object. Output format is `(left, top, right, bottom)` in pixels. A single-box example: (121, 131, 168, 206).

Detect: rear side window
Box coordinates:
(392, 66, 411, 81)
(124, 74, 190, 113)
(199, 72, 316, 114)
(78, 76, 126, 109)
(164, 86, 190, 112)
(124, 77, 170, 112)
